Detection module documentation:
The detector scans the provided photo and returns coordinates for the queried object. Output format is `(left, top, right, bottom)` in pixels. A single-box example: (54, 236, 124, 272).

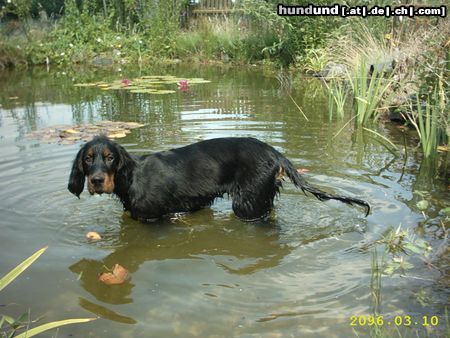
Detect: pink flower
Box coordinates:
(178, 79, 189, 92)
(121, 79, 131, 86)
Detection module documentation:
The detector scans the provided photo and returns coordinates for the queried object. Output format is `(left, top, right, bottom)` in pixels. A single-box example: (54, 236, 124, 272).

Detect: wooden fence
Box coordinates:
(190, 0, 235, 15)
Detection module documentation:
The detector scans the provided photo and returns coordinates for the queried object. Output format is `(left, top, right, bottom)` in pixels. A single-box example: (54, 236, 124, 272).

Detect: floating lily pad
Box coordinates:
(129, 89, 158, 94)
(74, 83, 98, 87)
(73, 75, 210, 94)
(148, 89, 177, 94)
(26, 121, 145, 144)
(188, 78, 212, 84)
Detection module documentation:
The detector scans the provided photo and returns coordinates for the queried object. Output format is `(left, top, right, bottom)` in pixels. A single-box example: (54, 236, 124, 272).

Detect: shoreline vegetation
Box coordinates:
(0, 0, 448, 158)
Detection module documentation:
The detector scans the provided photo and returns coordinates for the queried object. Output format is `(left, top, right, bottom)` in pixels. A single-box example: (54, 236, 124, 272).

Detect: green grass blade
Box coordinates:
(14, 318, 96, 338)
(0, 247, 48, 292)
(363, 127, 398, 150)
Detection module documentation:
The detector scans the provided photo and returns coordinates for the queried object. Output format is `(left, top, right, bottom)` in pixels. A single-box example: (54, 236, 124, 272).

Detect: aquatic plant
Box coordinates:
(325, 78, 348, 119)
(405, 81, 447, 158)
(0, 247, 95, 337)
(347, 60, 393, 126)
(74, 75, 210, 95)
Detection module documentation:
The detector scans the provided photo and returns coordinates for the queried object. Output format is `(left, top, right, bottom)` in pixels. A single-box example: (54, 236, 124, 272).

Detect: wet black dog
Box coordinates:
(68, 136, 370, 221)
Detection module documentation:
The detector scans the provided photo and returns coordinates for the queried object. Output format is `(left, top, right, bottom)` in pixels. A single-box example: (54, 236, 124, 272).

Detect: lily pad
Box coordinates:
(188, 78, 212, 84)
(73, 75, 210, 94)
(26, 121, 145, 144)
(74, 83, 98, 87)
(148, 89, 176, 94)
(129, 89, 158, 94)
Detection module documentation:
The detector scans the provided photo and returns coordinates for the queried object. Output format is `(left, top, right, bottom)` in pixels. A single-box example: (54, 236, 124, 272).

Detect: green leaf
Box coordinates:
(2, 315, 15, 325)
(14, 318, 96, 338)
(0, 247, 48, 292)
(404, 243, 423, 255)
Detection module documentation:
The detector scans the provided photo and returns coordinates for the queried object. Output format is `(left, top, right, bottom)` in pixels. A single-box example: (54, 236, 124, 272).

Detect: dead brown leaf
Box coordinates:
(98, 264, 129, 285)
(86, 231, 102, 240)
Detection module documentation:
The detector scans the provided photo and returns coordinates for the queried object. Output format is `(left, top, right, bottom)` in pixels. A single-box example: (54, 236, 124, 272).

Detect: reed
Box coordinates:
(347, 60, 393, 126)
(403, 78, 447, 158)
(325, 78, 348, 119)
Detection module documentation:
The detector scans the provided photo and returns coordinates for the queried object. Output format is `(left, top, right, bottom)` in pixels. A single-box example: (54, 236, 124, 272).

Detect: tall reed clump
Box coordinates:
(325, 78, 348, 119)
(319, 20, 395, 125)
(348, 61, 393, 126)
(405, 80, 447, 158)
(0, 247, 95, 337)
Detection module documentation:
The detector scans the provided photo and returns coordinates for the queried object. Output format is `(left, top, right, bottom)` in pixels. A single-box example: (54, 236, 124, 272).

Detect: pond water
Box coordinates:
(0, 65, 448, 337)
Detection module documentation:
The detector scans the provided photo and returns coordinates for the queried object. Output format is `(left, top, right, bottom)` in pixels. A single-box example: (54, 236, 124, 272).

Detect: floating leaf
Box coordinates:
(297, 168, 310, 174)
(63, 129, 79, 134)
(124, 122, 145, 128)
(98, 264, 128, 285)
(26, 121, 145, 144)
(86, 231, 102, 240)
(129, 89, 158, 94)
(149, 89, 176, 95)
(73, 83, 98, 87)
(73, 75, 210, 94)
(188, 78, 211, 84)
(107, 132, 128, 139)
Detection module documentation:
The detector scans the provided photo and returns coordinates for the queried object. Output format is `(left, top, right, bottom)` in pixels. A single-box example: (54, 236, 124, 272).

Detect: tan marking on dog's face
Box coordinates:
(87, 173, 115, 194)
(102, 172, 115, 193)
(103, 148, 112, 158)
(85, 145, 116, 194)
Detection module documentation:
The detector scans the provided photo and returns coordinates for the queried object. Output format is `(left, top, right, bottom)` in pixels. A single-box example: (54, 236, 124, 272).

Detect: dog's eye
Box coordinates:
(106, 155, 114, 163)
(85, 156, 93, 164)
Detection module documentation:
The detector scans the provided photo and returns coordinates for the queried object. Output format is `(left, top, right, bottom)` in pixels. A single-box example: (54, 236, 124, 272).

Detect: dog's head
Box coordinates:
(68, 136, 129, 197)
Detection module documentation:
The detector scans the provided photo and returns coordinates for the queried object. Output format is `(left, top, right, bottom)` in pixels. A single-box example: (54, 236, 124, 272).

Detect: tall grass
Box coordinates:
(174, 17, 243, 61)
(325, 78, 348, 119)
(404, 80, 447, 158)
(348, 61, 393, 126)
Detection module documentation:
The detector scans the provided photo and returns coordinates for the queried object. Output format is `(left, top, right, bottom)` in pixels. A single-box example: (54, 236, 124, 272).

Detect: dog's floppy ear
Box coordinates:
(68, 145, 86, 198)
(115, 142, 134, 172)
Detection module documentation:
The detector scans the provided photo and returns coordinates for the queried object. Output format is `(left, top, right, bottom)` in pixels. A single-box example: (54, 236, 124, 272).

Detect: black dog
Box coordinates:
(68, 136, 370, 221)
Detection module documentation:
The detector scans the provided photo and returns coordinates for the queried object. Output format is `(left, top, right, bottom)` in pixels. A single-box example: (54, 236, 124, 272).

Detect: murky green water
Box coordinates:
(0, 65, 448, 337)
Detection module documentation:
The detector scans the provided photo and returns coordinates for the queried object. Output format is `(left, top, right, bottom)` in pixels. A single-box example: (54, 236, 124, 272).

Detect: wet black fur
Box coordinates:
(68, 136, 370, 221)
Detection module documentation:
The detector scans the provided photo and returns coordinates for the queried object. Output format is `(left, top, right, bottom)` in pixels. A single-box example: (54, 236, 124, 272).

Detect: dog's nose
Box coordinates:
(91, 175, 105, 185)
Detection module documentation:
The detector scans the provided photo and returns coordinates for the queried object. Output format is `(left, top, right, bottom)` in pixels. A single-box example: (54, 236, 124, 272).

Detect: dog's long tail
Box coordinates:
(280, 157, 371, 217)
